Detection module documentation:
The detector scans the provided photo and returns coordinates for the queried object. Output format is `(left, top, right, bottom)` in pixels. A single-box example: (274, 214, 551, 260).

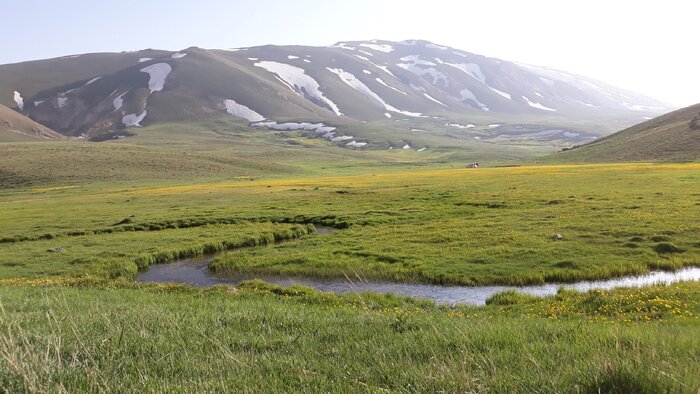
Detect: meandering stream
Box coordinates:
(136, 227, 700, 305)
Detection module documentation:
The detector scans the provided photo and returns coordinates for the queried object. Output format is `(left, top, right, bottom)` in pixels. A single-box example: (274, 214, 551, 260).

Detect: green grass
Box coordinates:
(542, 103, 700, 163)
(0, 136, 699, 392)
(0, 222, 314, 279)
(1, 162, 698, 285)
(0, 280, 698, 392)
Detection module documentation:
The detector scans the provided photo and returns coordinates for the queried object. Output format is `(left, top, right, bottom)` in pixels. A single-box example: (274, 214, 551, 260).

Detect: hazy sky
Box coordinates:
(2, 0, 698, 106)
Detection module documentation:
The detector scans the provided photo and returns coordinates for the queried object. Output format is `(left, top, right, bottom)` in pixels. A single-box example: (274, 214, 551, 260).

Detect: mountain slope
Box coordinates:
(1, 40, 673, 147)
(551, 103, 700, 162)
(0, 49, 172, 108)
(0, 104, 63, 141)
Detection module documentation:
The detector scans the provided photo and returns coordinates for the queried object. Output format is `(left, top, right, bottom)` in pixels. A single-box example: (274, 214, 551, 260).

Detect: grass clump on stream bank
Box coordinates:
(0, 222, 314, 280)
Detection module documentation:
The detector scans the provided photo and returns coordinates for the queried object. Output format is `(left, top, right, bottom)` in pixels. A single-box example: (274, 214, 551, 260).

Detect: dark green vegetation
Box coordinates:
(551, 103, 700, 162)
(1, 280, 698, 392)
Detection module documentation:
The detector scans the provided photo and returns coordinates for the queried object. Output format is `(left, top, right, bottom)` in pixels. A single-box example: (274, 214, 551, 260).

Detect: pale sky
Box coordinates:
(2, 0, 698, 106)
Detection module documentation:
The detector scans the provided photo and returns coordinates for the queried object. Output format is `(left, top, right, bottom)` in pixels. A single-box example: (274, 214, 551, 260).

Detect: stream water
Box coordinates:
(137, 236, 700, 305)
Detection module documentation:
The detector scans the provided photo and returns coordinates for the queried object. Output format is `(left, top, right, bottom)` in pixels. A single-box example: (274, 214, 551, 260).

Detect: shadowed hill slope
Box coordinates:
(0, 104, 63, 141)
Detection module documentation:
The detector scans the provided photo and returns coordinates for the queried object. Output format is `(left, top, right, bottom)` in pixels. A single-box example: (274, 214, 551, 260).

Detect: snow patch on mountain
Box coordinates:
(331, 135, 354, 142)
(369, 61, 396, 77)
(410, 83, 426, 93)
(397, 56, 448, 86)
(113, 92, 127, 111)
(423, 93, 446, 106)
(138, 58, 153, 63)
(171, 53, 187, 59)
(13, 91, 24, 110)
(522, 96, 556, 111)
(83, 77, 102, 86)
(400, 55, 436, 66)
(287, 55, 299, 60)
(621, 103, 666, 112)
(358, 50, 374, 57)
(57, 97, 68, 109)
(402, 144, 411, 149)
(254, 61, 342, 116)
(363, 70, 372, 75)
(326, 68, 422, 117)
(578, 101, 598, 108)
(346, 141, 367, 148)
(122, 111, 147, 127)
(443, 62, 486, 83)
(426, 43, 448, 50)
(326, 68, 386, 107)
(332, 43, 355, 51)
(251, 121, 335, 133)
(224, 99, 265, 122)
(397, 63, 448, 86)
(375, 78, 407, 95)
(489, 87, 512, 100)
(460, 89, 489, 111)
(446, 122, 476, 129)
(34, 100, 44, 106)
(140, 63, 172, 93)
(359, 43, 394, 53)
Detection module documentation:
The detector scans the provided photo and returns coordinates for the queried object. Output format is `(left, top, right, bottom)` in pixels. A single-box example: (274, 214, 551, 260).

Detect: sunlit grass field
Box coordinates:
(1, 153, 698, 392)
(1, 163, 697, 285)
(0, 279, 698, 392)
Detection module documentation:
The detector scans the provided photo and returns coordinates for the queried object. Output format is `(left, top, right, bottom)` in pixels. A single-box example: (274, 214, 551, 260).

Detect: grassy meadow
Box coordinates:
(0, 136, 698, 392)
(1, 162, 697, 285)
(0, 279, 698, 392)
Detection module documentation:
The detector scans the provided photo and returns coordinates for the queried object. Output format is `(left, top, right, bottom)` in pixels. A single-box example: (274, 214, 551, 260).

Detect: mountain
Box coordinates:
(551, 103, 700, 162)
(1, 40, 673, 148)
(0, 104, 63, 141)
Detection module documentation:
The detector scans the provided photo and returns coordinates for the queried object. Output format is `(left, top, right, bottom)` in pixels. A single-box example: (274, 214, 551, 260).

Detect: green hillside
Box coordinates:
(547, 103, 700, 162)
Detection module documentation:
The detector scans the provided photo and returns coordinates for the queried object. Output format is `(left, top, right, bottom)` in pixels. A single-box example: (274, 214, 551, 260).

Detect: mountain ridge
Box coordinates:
(1, 40, 675, 149)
